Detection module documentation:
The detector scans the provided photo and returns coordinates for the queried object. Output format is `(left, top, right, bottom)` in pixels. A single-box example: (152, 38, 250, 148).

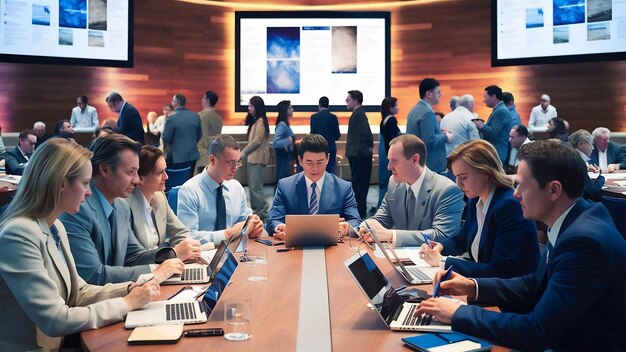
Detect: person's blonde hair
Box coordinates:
(1, 138, 93, 223)
(447, 139, 513, 189)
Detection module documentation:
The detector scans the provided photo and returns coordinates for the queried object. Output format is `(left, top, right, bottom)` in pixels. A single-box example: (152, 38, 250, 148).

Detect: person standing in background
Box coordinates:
(310, 96, 341, 174)
(196, 91, 223, 175)
(272, 100, 295, 183)
(105, 92, 145, 145)
(378, 96, 400, 207)
(70, 95, 99, 131)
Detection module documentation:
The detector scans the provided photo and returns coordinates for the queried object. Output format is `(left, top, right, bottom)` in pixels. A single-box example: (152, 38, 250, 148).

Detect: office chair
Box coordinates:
(168, 186, 181, 215)
(165, 166, 191, 192)
(600, 195, 626, 239)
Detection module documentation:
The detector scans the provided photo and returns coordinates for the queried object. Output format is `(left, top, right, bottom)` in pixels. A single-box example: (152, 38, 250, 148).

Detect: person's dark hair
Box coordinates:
(518, 140, 585, 199)
(79, 95, 88, 104)
(513, 124, 529, 138)
(484, 85, 503, 101)
(388, 134, 427, 167)
(19, 129, 36, 140)
(419, 78, 440, 99)
(381, 97, 398, 120)
(203, 91, 219, 106)
(319, 96, 329, 108)
(298, 134, 329, 158)
(434, 112, 444, 120)
(138, 145, 164, 177)
(245, 96, 269, 138)
(163, 103, 173, 110)
(209, 134, 240, 156)
(105, 91, 123, 104)
(173, 93, 186, 106)
(54, 119, 71, 135)
(502, 92, 514, 105)
(89, 133, 141, 177)
(93, 126, 116, 140)
(276, 100, 291, 127)
(548, 117, 567, 139)
(347, 90, 363, 105)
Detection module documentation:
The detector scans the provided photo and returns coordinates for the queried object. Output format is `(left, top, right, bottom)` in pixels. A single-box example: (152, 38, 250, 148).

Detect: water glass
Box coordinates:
(247, 245, 267, 281)
(223, 299, 252, 341)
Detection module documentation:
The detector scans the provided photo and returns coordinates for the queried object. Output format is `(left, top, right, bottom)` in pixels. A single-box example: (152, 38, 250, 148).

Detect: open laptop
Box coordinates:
(344, 252, 451, 332)
(362, 222, 435, 284)
(162, 217, 249, 285)
(125, 248, 239, 328)
(284, 214, 339, 247)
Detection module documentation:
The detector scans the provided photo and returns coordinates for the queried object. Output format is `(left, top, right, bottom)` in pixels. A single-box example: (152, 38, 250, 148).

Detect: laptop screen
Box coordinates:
(203, 248, 238, 311)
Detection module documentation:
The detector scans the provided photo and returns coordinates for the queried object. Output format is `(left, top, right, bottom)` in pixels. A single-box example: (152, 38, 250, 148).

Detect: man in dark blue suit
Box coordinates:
(473, 85, 513, 164)
(267, 134, 361, 239)
(310, 96, 340, 174)
(415, 140, 626, 351)
(162, 93, 202, 172)
(589, 127, 626, 173)
(105, 91, 145, 145)
(5, 129, 37, 175)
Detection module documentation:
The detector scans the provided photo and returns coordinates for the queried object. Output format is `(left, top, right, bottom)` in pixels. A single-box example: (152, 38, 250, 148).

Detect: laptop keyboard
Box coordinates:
(166, 302, 197, 321)
(402, 305, 432, 326)
(406, 266, 432, 282)
(181, 267, 204, 281)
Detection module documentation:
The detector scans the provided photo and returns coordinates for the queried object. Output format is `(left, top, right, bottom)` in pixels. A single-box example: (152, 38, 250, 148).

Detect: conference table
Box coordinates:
(598, 170, 626, 198)
(81, 241, 509, 351)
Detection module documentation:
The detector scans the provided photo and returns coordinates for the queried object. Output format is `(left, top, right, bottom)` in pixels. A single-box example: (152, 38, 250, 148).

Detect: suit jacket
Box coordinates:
(60, 184, 159, 284)
(126, 187, 190, 250)
(346, 106, 373, 157)
(481, 102, 513, 163)
(439, 188, 539, 278)
(117, 102, 145, 144)
(243, 118, 270, 164)
(380, 115, 400, 155)
(266, 172, 362, 234)
(310, 109, 340, 151)
(406, 100, 447, 173)
(162, 106, 202, 164)
(5, 146, 28, 175)
(371, 170, 464, 245)
(197, 107, 223, 168)
(0, 217, 128, 351)
(452, 200, 626, 351)
(590, 141, 626, 169)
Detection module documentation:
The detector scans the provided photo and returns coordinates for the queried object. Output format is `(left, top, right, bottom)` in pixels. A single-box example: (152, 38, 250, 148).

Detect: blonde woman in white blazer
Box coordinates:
(0, 139, 160, 351)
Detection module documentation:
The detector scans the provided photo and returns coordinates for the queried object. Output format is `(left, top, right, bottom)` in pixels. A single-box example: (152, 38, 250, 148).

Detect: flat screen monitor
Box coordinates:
(235, 11, 390, 112)
(492, 0, 626, 66)
(0, 0, 133, 67)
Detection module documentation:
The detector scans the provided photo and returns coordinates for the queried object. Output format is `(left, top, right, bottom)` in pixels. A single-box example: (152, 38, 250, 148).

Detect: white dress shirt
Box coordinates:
(598, 149, 608, 172)
(305, 172, 325, 208)
(471, 188, 496, 261)
(70, 105, 99, 130)
(528, 104, 557, 128)
(137, 192, 160, 250)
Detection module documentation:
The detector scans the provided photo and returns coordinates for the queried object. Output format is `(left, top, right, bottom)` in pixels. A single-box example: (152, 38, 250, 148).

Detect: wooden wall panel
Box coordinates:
(0, 0, 625, 134)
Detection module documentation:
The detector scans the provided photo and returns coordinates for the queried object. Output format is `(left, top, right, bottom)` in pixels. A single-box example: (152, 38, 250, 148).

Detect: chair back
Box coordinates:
(168, 186, 181, 215)
(165, 166, 191, 192)
(600, 196, 626, 239)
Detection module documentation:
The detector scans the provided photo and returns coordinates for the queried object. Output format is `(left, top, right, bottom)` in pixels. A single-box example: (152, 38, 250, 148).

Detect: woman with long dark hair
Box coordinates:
(241, 96, 270, 221)
(272, 100, 295, 183)
(378, 97, 401, 206)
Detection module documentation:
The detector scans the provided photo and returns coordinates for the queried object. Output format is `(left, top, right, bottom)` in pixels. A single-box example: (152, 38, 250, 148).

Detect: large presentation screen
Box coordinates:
(492, 0, 626, 66)
(235, 11, 390, 112)
(0, 0, 132, 67)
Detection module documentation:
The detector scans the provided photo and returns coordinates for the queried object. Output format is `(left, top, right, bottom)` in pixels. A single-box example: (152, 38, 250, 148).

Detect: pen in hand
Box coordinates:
(422, 233, 434, 249)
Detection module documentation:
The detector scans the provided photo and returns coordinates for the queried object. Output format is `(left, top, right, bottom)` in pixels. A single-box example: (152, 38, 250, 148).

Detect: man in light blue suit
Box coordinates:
(267, 134, 361, 239)
(473, 85, 513, 164)
(415, 141, 626, 351)
(406, 78, 453, 173)
(361, 134, 464, 246)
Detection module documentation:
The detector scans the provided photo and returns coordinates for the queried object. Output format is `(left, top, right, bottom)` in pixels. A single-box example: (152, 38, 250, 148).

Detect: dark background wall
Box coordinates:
(1, 0, 624, 132)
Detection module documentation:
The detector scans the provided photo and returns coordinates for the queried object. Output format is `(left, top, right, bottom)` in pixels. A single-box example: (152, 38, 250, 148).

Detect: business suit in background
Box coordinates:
(5, 146, 29, 175)
(196, 106, 223, 173)
(370, 171, 464, 245)
(590, 140, 626, 170)
(479, 101, 513, 164)
(310, 109, 341, 174)
(117, 102, 145, 145)
(0, 217, 129, 351)
(162, 106, 202, 169)
(439, 188, 539, 278)
(266, 171, 362, 234)
(407, 100, 448, 173)
(346, 106, 373, 218)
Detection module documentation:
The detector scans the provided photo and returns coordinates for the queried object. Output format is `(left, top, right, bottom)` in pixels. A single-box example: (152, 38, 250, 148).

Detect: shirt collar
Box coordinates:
(408, 167, 428, 197)
(547, 202, 577, 247)
(476, 187, 496, 215)
(305, 172, 326, 192)
(493, 101, 504, 110)
(136, 188, 154, 213)
(420, 99, 433, 112)
(91, 183, 114, 218)
(202, 171, 229, 193)
(576, 149, 590, 163)
(120, 101, 127, 114)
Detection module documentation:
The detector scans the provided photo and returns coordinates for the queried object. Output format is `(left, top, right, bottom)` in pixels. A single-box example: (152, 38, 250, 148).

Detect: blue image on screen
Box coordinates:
(267, 60, 300, 94)
(553, 0, 585, 26)
(59, 0, 87, 29)
(526, 8, 544, 28)
(267, 27, 300, 59)
(32, 4, 50, 26)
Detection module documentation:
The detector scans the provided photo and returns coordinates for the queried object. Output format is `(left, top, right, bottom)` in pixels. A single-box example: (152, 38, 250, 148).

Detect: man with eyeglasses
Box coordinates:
(177, 134, 264, 245)
(267, 134, 361, 239)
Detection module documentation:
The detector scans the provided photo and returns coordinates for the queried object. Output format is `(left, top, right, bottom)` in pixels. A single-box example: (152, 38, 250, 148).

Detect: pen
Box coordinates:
(435, 333, 454, 344)
(433, 265, 453, 298)
(422, 232, 433, 249)
(136, 275, 154, 286)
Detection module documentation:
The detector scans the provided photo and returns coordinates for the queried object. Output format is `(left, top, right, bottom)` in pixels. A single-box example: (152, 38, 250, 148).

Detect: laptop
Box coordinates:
(362, 222, 436, 284)
(125, 248, 239, 328)
(162, 217, 249, 285)
(284, 214, 340, 247)
(344, 252, 451, 332)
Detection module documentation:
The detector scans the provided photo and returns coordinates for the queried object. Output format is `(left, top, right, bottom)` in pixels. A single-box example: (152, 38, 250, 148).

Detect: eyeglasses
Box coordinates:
(215, 156, 243, 168)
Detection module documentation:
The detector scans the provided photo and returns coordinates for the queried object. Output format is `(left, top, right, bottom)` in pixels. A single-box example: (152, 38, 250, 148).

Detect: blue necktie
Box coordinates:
(215, 185, 226, 231)
(50, 225, 61, 249)
(309, 183, 318, 215)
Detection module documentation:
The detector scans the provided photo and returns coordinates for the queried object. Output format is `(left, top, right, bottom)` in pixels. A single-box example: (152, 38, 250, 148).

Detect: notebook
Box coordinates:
(344, 252, 452, 332)
(402, 332, 492, 351)
(284, 214, 340, 247)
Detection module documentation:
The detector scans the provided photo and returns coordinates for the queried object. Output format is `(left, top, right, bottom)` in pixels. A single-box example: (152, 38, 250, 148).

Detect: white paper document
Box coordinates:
(373, 245, 432, 267)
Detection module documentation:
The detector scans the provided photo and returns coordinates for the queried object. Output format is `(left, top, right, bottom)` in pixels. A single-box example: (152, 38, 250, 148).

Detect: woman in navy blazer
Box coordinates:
(420, 139, 539, 278)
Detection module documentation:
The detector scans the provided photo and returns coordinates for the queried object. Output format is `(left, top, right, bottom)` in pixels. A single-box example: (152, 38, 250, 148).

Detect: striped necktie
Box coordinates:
(309, 183, 318, 215)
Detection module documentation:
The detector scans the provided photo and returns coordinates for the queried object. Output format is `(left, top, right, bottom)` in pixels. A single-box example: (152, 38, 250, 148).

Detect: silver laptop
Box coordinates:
(284, 214, 340, 247)
(362, 221, 435, 284)
(125, 248, 239, 329)
(344, 252, 451, 332)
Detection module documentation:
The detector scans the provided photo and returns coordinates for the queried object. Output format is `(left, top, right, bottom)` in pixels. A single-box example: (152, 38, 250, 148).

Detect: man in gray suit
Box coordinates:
(361, 134, 464, 246)
(406, 78, 453, 174)
(473, 85, 513, 164)
(162, 93, 202, 174)
(196, 90, 223, 174)
(60, 134, 201, 284)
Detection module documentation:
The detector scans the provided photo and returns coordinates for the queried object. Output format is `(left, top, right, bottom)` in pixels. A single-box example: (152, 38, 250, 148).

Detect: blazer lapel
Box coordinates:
(154, 194, 167, 245)
(319, 173, 333, 213)
(86, 194, 111, 262)
(414, 171, 433, 229)
(295, 174, 308, 214)
(39, 219, 71, 301)
(396, 183, 410, 228)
